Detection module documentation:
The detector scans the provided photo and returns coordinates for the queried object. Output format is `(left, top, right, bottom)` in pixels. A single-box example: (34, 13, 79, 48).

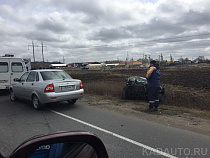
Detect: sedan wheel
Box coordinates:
(10, 89, 17, 101)
(32, 95, 42, 110)
(67, 99, 77, 104)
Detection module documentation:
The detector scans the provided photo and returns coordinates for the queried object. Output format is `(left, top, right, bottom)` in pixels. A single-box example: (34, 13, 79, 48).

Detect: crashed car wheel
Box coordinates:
(121, 87, 128, 99)
(32, 95, 42, 110)
(159, 93, 165, 104)
(68, 99, 77, 104)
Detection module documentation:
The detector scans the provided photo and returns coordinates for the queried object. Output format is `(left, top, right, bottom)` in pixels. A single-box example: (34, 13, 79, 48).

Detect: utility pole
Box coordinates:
(159, 55, 160, 67)
(170, 54, 173, 62)
(28, 41, 38, 68)
(126, 52, 129, 68)
(161, 53, 163, 62)
(38, 42, 47, 68)
(63, 56, 65, 63)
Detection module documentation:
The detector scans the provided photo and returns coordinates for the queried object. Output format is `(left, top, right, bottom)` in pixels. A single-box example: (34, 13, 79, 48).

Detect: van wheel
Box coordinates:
(67, 99, 77, 104)
(10, 89, 17, 101)
(32, 95, 42, 110)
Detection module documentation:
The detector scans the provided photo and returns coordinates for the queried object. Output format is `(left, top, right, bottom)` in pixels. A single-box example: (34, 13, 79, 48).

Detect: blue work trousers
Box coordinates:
(148, 87, 159, 108)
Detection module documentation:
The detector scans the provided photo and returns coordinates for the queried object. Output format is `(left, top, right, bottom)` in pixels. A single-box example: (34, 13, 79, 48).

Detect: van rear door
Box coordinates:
(0, 58, 26, 90)
(10, 58, 26, 86)
(0, 60, 10, 89)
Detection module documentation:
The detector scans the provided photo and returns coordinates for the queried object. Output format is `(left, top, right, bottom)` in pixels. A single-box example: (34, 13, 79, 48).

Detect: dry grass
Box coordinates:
(67, 67, 210, 113)
(84, 81, 210, 110)
(84, 81, 124, 98)
(164, 84, 210, 110)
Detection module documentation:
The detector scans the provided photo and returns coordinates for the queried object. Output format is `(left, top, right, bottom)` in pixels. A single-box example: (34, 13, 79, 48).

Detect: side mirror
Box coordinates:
(13, 78, 20, 82)
(3, 131, 108, 158)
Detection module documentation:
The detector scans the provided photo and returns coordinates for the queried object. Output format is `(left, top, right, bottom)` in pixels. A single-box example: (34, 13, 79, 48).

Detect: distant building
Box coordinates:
(105, 63, 119, 68)
(50, 64, 67, 69)
(86, 63, 104, 68)
(67, 62, 101, 68)
(31, 61, 51, 69)
(194, 56, 206, 63)
(119, 61, 142, 66)
(165, 61, 182, 66)
(183, 60, 192, 64)
(67, 63, 83, 68)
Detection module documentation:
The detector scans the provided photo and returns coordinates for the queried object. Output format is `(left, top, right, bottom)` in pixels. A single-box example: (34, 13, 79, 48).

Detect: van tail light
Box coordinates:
(80, 81, 83, 89)
(44, 84, 55, 92)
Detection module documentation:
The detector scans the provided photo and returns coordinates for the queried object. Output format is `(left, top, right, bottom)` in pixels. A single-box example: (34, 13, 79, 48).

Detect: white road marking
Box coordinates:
(48, 109, 178, 158)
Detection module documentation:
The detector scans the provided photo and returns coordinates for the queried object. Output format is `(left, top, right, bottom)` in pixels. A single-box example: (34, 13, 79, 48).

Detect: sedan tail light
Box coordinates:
(80, 81, 83, 89)
(44, 84, 55, 92)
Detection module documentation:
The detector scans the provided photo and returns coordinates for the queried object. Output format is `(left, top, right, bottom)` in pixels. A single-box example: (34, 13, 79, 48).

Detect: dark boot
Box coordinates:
(145, 107, 152, 112)
(154, 101, 159, 111)
(145, 103, 154, 112)
(154, 107, 158, 111)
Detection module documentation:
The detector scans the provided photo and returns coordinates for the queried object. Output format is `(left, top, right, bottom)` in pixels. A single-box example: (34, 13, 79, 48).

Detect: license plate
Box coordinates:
(60, 85, 75, 91)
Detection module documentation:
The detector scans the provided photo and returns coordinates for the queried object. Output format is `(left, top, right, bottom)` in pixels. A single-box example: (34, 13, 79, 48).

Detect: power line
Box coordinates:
(37, 42, 47, 68)
(28, 41, 38, 62)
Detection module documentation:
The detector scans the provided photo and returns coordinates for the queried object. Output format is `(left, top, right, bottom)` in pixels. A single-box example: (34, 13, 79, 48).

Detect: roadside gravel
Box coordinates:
(80, 95, 210, 136)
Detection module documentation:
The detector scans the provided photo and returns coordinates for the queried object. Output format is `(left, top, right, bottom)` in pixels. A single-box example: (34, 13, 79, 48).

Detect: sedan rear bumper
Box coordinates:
(38, 89, 84, 104)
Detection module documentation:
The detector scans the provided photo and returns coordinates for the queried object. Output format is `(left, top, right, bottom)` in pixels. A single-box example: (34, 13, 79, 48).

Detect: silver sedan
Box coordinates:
(10, 69, 84, 110)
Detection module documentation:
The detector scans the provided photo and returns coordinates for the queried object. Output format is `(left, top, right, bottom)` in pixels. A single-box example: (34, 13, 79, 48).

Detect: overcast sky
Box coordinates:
(1, 0, 210, 63)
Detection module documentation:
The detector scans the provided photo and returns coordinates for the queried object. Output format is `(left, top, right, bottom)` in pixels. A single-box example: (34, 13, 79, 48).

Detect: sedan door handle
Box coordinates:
(32, 83, 34, 85)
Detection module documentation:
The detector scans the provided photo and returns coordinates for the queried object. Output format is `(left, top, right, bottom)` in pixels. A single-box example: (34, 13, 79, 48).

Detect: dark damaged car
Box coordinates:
(121, 76, 165, 103)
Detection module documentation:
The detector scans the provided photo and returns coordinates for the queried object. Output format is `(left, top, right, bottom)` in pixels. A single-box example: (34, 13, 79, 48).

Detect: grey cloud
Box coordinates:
(36, 19, 69, 33)
(25, 30, 66, 43)
(52, 0, 106, 17)
(178, 10, 210, 29)
(1, 0, 210, 62)
(156, 0, 184, 14)
(52, 0, 133, 25)
(88, 27, 133, 42)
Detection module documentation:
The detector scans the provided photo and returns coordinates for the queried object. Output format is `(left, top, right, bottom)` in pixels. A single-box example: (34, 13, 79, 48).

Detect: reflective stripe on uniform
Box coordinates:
(149, 101, 155, 103)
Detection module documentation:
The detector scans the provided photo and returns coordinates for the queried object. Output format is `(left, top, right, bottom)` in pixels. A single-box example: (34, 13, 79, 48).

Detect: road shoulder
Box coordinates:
(80, 95, 210, 136)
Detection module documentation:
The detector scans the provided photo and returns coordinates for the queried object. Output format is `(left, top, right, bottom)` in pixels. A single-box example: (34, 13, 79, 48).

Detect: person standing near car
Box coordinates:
(146, 60, 161, 111)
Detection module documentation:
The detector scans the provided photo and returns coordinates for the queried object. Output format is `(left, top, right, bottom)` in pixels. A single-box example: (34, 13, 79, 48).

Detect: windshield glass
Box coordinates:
(40, 71, 72, 81)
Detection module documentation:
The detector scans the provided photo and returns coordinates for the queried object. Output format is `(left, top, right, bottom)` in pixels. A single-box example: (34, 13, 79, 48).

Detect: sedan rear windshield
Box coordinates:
(40, 71, 72, 81)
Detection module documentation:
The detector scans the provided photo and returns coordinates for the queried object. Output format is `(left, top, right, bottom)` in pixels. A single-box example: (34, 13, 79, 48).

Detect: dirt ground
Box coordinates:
(68, 63, 210, 136)
(80, 94, 210, 136)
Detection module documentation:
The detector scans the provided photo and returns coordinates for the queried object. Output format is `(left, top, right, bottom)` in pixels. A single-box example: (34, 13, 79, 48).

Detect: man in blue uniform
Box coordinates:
(146, 60, 161, 111)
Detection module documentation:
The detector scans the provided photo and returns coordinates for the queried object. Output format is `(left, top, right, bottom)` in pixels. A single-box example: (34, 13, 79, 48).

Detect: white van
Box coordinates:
(0, 57, 26, 90)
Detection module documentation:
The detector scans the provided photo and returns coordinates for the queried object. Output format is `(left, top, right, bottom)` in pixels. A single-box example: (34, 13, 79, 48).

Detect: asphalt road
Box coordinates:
(0, 91, 210, 158)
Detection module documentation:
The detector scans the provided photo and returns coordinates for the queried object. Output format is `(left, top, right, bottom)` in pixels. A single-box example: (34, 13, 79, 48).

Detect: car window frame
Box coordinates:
(36, 72, 39, 82)
(26, 71, 36, 82)
(19, 72, 29, 82)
